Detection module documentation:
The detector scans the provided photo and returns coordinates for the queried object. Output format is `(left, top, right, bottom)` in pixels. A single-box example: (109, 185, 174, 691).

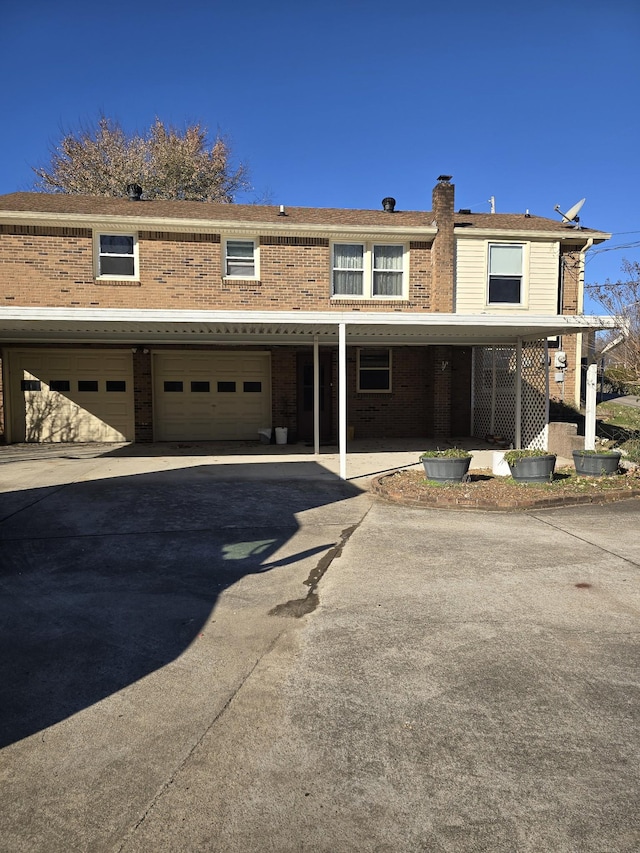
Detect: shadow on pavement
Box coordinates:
(0, 462, 362, 748)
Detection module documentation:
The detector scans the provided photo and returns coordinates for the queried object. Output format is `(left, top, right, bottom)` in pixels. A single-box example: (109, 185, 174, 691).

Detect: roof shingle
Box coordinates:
(0, 192, 608, 236)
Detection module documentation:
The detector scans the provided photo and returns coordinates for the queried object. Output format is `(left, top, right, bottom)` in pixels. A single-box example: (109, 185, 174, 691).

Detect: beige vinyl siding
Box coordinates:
(455, 239, 559, 314)
(455, 239, 487, 312)
(527, 241, 560, 313)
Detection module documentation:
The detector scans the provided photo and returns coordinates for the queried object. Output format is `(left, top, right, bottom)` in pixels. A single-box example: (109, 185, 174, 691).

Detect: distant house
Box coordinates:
(0, 176, 617, 463)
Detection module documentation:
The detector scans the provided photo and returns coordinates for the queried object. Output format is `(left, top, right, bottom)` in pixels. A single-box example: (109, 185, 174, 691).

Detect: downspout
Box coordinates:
(578, 237, 593, 314)
(575, 237, 594, 404)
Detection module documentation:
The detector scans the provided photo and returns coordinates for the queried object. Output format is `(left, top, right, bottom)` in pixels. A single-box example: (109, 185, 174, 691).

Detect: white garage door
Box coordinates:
(9, 349, 134, 442)
(154, 351, 271, 441)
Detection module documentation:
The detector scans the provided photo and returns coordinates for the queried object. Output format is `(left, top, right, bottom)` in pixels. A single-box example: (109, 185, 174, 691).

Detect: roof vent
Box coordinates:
(382, 197, 396, 212)
(458, 208, 472, 215)
(127, 183, 143, 201)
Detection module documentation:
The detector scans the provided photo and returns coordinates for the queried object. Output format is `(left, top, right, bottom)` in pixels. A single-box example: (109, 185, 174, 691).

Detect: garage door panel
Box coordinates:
(10, 350, 134, 443)
(154, 352, 271, 441)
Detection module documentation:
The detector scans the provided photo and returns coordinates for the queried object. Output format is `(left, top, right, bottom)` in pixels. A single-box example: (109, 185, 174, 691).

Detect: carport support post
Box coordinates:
(339, 323, 347, 480)
(313, 335, 320, 456)
(585, 362, 597, 450)
(515, 338, 522, 449)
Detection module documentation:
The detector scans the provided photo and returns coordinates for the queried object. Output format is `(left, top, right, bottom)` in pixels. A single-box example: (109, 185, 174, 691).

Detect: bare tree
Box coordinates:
(32, 117, 251, 202)
(587, 259, 640, 387)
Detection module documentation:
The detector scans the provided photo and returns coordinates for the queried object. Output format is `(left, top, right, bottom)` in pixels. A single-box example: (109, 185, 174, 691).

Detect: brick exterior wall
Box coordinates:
(268, 345, 441, 441)
(0, 226, 437, 312)
(0, 357, 4, 440)
(430, 180, 455, 313)
(346, 347, 436, 439)
(432, 346, 453, 439)
(549, 246, 582, 406)
(270, 348, 298, 430)
(132, 349, 153, 442)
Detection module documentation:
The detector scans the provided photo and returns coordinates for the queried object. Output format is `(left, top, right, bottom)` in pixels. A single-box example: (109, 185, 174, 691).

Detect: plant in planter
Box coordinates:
(504, 448, 557, 483)
(419, 448, 472, 483)
(572, 448, 621, 476)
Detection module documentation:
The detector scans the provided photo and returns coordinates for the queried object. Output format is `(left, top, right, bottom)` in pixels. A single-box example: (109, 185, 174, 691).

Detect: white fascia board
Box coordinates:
(455, 227, 611, 243)
(0, 209, 436, 241)
(0, 306, 622, 331)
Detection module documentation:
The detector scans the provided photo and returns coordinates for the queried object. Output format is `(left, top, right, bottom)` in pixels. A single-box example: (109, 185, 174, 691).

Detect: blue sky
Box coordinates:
(1, 0, 639, 305)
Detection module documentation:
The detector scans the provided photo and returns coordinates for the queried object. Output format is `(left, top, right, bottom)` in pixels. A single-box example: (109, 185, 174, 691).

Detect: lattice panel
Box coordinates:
(473, 342, 549, 449)
(520, 341, 548, 450)
(473, 347, 516, 443)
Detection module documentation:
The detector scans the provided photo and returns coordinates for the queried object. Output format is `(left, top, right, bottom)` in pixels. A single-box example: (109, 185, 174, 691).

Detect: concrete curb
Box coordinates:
(370, 471, 640, 512)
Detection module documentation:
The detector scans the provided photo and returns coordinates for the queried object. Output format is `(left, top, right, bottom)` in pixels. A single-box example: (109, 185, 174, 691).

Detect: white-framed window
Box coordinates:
(357, 348, 392, 392)
(95, 233, 138, 279)
(487, 243, 524, 305)
(332, 243, 407, 299)
(224, 238, 259, 279)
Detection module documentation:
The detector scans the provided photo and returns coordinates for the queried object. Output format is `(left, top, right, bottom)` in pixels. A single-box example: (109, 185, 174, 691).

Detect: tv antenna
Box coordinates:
(554, 197, 585, 225)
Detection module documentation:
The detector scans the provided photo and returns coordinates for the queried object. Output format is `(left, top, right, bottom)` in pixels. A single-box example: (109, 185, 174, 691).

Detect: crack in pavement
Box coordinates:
(116, 631, 285, 853)
(529, 510, 640, 571)
(268, 514, 368, 618)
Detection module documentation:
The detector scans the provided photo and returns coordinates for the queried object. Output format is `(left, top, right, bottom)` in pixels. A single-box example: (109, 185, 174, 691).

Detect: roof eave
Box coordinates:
(0, 209, 437, 240)
(455, 226, 611, 243)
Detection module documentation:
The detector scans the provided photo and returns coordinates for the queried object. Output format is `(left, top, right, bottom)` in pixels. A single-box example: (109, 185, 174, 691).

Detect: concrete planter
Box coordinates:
(507, 454, 556, 483)
(572, 450, 621, 476)
(421, 456, 472, 483)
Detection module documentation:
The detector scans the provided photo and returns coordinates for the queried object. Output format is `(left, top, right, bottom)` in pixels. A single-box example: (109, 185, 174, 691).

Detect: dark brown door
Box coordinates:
(450, 347, 472, 436)
(297, 352, 333, 442)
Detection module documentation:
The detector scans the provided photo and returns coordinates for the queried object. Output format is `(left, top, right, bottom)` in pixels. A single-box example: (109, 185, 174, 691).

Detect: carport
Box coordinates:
(0, 306, 622, 478)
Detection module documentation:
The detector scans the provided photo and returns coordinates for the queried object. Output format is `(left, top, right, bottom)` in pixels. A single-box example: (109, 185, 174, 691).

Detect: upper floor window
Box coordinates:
(224, 239, 258, 278)
(97, 233, 137, 278)
(332, 243, 406, 299)
(333, 244, 364, 295)
(488, 244, 523, 304)
(373, 245, 404, 296)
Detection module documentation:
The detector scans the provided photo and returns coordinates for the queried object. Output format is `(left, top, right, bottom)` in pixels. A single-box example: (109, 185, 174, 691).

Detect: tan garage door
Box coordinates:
(9, 349, 134, 442)
(154, 351, 271, 441)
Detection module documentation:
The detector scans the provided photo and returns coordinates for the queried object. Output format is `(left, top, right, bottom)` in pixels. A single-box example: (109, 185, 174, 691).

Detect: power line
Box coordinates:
(586, 241, 640, 263)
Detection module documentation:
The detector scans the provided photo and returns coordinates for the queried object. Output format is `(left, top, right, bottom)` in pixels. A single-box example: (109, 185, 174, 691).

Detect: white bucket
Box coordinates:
(492, 450, 510, 477)
(275, 427, 288, 445)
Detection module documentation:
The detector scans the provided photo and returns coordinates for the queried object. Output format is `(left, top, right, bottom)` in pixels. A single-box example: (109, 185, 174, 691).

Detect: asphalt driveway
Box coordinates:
(0, 452, 638, 852)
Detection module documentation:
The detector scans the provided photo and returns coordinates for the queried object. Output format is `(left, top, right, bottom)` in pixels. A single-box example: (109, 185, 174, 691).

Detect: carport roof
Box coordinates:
(0, 307, 622, 346)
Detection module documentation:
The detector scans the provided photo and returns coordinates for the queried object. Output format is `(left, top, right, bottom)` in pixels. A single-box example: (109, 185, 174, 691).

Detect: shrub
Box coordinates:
(419, 448, 472, 459)
(622, 439, 640, 463)
(504, 448, 555, 465)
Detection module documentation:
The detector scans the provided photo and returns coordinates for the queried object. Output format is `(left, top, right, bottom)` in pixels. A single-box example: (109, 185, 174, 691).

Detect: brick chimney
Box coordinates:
(431, 175, 455, 313)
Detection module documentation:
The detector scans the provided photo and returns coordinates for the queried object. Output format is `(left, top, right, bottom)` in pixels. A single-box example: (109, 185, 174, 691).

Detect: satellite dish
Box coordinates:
(554, 198, 586, 224)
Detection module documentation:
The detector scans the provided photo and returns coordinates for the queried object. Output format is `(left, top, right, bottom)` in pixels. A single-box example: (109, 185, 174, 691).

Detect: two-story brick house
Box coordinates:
(0, 176, 616, 463)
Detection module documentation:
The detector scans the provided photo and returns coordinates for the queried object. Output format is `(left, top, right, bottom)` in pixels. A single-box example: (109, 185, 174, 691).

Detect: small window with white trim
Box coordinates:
(96, 233, 138, 279)
(224, 239, 258, 278)
(488, 243, 523, 304)
(358, 348, 392, 392)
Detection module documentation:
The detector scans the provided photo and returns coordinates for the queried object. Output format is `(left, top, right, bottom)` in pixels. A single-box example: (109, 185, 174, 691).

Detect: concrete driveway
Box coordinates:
(0, 450, 638, 852)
